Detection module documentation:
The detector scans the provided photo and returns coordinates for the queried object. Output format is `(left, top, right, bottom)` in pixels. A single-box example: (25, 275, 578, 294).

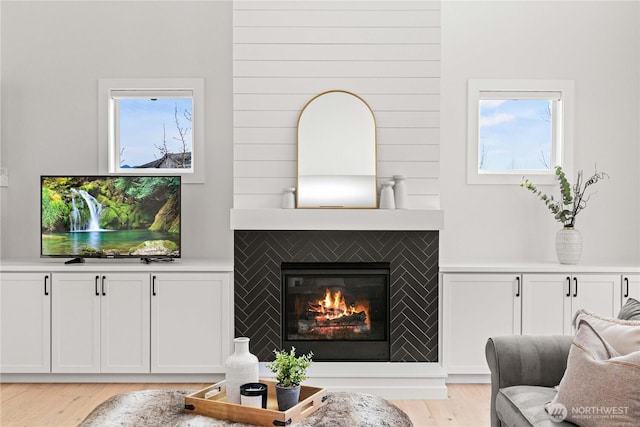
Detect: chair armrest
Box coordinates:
(485, 335, 573, 427)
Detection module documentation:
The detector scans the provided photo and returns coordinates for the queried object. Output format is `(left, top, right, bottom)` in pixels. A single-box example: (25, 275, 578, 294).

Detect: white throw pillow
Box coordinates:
(574, 309, 640, 355)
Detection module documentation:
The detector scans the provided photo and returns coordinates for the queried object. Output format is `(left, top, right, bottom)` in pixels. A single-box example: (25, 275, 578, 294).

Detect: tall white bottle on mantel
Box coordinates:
(393, 175, 408, 209)
(225, 337, 259, 404)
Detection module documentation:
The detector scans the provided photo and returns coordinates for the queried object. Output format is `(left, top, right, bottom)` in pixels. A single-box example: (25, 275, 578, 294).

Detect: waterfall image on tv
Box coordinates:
(41, 176, 181, 259)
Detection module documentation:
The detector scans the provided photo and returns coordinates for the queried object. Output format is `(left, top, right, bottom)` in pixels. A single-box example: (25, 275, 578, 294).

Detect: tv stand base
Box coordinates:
(141, 257, 175, 264)
(64, 257, 85, 264)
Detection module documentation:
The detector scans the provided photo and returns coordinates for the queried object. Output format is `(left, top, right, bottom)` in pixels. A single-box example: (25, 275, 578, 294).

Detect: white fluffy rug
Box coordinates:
(78, 389, 413, 427)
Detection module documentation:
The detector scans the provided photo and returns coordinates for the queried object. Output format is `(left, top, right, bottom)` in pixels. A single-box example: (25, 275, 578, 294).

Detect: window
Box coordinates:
(99, 78, 204, 183)
(467, 79, 573, 184)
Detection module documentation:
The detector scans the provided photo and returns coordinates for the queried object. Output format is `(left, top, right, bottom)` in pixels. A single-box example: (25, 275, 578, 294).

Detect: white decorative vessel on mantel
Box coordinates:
(379, 181, 395, 209)
(393, 175, 408, 209)
(555, 227, 582, 265)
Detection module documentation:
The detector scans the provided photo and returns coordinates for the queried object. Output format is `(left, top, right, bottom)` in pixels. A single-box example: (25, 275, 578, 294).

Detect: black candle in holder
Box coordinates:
(240, 382, 268, 409)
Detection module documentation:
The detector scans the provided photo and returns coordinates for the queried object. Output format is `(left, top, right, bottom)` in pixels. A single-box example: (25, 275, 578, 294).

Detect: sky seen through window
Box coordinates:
(479, 99, 552, 171)
(118, 98, 192, 168)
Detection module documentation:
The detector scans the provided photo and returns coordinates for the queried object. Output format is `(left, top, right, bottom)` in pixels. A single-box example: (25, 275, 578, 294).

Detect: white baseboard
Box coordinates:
(2, 362, 450, 400)
(0, 373, 224, 383)
(445, 374, 491, 384)
(262, 362, 449, 400)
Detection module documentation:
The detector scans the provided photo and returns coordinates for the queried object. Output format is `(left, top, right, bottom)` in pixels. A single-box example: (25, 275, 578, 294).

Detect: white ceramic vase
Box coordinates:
(393, 175, 408, 209)
(555, 227, 582, 265)
(282, 188, 295, 209)
(225, 337, 259, 404)
(379, 181, 395, 209)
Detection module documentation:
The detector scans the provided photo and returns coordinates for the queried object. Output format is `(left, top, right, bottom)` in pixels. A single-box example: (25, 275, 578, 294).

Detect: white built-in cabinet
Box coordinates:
(441, 269, 636, 376)
(0, 263, 232, 378)
(522, 274, 620, 336)
(623, 274, 640, 304)
(0, 273, 51, 373)
(442, 274, 521, 375)
(151, 273, 230, 373)
(51, 273, 150, 373)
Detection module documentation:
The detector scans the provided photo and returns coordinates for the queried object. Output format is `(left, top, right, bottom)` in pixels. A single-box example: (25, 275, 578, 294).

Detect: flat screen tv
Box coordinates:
(41, 175, 181, 262)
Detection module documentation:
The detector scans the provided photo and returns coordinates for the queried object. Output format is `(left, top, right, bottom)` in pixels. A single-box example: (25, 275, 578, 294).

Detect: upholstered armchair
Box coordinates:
(485, 335, 575, 427)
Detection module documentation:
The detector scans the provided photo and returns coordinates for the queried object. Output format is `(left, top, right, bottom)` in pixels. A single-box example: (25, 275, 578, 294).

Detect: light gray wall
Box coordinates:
(0, 1, 233, 261)
(0, 0, 3, 259)
(2, 1, 638, 266)
(440, 1, 640, 264)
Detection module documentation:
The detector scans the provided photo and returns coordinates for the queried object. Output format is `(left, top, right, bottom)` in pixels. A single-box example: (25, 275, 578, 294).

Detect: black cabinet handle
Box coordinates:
(152, 275, 157, 296)
(515, 276, 520, 297)
(95, 275, 100, 296)
(624, 277, 630, 298)
(566, 276, 571, 297)
(44, 275, 49, 296)
(573, 277, 578, 298)
(101, 275, 106, 296)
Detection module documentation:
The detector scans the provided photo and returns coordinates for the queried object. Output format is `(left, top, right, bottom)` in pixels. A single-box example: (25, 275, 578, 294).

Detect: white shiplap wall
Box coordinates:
(233, 0, 440, 209)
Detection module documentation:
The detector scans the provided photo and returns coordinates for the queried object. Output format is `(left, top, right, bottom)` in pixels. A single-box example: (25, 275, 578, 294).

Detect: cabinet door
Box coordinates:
(151, 273, 231, 373)
(52, 273, 101, 373)
(101, 273, 150, 373)
(522, 274, 572, 336)
(622, 274, 640, 305)
(442, 274, 521, 374)
(572, 274, 620, 321)
(523, 274, 621, 336)
(0, 273, 51, 373)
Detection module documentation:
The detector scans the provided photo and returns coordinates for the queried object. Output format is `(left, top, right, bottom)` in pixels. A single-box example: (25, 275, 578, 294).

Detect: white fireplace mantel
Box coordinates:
(230, 208, 444, 231)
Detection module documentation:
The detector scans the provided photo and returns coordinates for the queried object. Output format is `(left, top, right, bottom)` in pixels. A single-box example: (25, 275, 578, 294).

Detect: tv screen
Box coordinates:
(41, 176, 181, 260)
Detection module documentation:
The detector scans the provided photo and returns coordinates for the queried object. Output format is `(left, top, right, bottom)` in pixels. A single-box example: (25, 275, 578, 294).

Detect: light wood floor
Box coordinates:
(0, 382, 491, 427)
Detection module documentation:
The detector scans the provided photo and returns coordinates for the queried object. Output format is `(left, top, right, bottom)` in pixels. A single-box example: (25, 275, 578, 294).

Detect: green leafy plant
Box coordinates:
(521, 166, 608, 228)
(265, 347, 313, 388)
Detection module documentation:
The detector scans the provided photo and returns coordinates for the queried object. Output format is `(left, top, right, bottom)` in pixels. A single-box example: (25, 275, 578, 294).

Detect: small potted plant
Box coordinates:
(521, 165, 608, 264)
(265, 347, 313, 411)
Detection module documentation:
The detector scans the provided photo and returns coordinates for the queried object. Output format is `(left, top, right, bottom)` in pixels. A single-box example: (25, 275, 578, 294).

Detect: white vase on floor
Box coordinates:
(225, 337, 259, 404)
(555, 227, 582, 265)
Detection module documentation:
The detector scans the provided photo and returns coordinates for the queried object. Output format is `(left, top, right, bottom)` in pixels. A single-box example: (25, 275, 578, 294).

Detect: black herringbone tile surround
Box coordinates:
(234, 230, 439, 362)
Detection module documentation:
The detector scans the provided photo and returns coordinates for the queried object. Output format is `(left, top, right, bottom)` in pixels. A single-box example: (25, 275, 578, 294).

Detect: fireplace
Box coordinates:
(234, 230, 439, 363)
(281, 262, 390, 361)
(232, 224, 445, 398)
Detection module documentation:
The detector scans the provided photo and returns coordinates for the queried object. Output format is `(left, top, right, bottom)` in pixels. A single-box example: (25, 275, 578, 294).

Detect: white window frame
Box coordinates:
(467, 79, 574, 185)
(98, 78, 205, 183)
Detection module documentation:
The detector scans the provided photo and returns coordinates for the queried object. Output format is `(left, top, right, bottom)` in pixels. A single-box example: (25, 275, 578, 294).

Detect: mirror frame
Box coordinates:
(296, 89, 378, 209)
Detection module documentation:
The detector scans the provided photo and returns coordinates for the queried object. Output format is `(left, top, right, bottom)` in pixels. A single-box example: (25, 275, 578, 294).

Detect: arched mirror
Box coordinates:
(297, 90, 378, 208)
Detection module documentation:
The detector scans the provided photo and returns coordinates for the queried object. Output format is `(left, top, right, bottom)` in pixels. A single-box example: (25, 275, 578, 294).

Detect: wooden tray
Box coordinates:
(184, 379, 327, 427)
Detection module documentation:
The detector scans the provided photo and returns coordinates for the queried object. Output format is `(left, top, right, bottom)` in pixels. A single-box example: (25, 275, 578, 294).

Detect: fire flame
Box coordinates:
(308, 288, 370, 328)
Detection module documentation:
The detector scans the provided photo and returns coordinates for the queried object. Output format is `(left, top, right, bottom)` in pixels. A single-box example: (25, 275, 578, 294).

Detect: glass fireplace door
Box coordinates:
(281, 263, 390, 361)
